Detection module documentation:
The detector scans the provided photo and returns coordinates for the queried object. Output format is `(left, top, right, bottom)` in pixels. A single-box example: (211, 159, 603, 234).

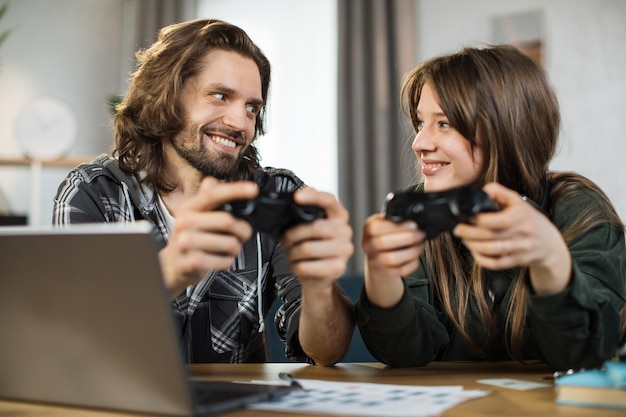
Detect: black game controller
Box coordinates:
(223, 188, 325, 237)
(384, 185, 498, 238)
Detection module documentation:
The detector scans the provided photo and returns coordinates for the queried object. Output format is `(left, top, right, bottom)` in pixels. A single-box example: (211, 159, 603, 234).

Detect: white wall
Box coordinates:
(417, 0, 626, 220)
(1, 0, 624, 225)
(0, 0, 125, 223)
(197, 0, 338, 195)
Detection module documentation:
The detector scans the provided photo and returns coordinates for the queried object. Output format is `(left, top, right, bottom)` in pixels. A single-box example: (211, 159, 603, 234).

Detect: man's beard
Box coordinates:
(172, 124, 245, 181)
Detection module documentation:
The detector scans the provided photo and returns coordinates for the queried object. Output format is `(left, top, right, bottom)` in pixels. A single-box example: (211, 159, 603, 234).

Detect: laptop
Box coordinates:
(0, 221, 299, 416)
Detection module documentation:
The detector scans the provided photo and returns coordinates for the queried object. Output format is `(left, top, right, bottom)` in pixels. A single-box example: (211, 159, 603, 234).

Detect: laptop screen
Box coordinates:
(0, 222, 298, 416)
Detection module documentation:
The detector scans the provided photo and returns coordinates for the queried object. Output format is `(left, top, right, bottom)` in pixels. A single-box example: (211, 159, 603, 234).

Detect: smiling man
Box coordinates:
(52, 19, 355, 366)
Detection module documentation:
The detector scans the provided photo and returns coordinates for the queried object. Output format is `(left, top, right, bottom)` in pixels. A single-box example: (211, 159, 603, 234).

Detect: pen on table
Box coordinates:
(278, 372, 303, 389)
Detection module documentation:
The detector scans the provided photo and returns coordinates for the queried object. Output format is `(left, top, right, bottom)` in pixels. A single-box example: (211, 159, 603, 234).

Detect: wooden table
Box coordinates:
(0, 361, 620, 417)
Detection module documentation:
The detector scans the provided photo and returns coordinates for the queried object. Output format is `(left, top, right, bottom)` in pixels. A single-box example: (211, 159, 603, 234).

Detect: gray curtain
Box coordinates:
(337, 0, 418, 273)
(117, 0, 197, 94)
(133, 0, 198, 49)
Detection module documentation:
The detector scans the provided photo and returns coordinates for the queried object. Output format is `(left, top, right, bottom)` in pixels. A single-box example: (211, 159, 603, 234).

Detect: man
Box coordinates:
(53, 19, 355, 366)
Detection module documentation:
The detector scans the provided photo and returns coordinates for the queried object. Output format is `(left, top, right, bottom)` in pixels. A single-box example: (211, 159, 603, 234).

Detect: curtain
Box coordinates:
(337, 0, 417, 273)
(117, 0, 197, 95)
(133, 0, 198, 49)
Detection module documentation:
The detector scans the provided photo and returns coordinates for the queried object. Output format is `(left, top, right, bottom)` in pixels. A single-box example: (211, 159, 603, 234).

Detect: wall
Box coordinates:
(1, 0, 625, 225)
(0, 0, 125, 223)
(197, 0, 338, 195)
(417, 0, 626, 219)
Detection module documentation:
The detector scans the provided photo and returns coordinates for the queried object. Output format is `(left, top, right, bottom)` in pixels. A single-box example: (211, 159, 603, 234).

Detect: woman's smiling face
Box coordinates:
(411, 82, 485, 192)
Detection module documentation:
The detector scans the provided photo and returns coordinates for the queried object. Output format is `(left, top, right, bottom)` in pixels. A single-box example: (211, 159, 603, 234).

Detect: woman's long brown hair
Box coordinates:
(401, 45, 625, 360)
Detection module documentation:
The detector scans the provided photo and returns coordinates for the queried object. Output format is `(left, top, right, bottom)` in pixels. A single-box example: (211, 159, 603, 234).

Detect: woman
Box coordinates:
(356, 45, 626, 371)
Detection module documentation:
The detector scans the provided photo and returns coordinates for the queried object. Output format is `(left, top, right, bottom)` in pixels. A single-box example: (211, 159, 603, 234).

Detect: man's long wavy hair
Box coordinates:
(113, 19, 271, 191)
(401, 45, 625, 361)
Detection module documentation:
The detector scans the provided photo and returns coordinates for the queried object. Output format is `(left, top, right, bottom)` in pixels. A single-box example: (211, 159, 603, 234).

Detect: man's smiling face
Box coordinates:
(171, 49, 263, 180)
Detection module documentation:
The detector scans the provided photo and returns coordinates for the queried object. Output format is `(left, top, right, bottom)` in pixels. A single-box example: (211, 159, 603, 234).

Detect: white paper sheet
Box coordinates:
(249, 378, 490, 417)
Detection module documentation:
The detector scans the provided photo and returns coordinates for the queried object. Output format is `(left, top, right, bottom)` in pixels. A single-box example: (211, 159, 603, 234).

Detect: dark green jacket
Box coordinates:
(356, 185, 626, 372)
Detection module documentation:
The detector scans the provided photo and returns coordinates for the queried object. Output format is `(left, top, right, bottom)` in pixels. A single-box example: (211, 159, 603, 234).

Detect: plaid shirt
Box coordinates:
(53, 154, 310, 363)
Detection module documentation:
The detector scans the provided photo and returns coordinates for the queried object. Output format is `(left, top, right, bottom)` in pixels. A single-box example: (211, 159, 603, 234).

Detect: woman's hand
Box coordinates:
(361, 213, 427, 307)
(454, 182, 572, 295)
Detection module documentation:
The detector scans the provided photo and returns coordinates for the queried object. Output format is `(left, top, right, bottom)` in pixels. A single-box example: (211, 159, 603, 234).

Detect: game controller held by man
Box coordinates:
(223, 187, 326, 237)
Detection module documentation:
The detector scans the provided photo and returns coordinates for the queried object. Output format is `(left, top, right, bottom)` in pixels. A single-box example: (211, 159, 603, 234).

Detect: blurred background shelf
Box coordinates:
(0, 156, 96, 226)
(0, 156, 94, 168)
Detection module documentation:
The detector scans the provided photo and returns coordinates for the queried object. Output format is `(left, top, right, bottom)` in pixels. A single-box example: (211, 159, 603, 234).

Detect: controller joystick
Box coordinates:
(223, 179, 325, 237)
(384, 185, 498, 238)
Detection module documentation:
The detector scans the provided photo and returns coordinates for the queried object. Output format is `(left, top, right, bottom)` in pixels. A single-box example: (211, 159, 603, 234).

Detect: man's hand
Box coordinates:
(281, 187, 354, 283)
(281, 187, 356, 366)
(159, 177, 258, 297)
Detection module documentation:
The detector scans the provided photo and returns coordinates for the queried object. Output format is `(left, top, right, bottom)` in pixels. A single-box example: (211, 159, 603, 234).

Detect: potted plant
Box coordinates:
(0, 2, 11, 50)
(0, 2, 9, 50)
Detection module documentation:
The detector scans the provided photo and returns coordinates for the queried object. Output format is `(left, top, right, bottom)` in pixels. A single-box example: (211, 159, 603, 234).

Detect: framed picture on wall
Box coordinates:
(493, 9, 544, 65)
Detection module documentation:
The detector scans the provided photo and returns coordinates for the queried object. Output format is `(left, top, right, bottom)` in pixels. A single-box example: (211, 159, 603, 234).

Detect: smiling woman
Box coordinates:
(356, 44, 626, 374)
